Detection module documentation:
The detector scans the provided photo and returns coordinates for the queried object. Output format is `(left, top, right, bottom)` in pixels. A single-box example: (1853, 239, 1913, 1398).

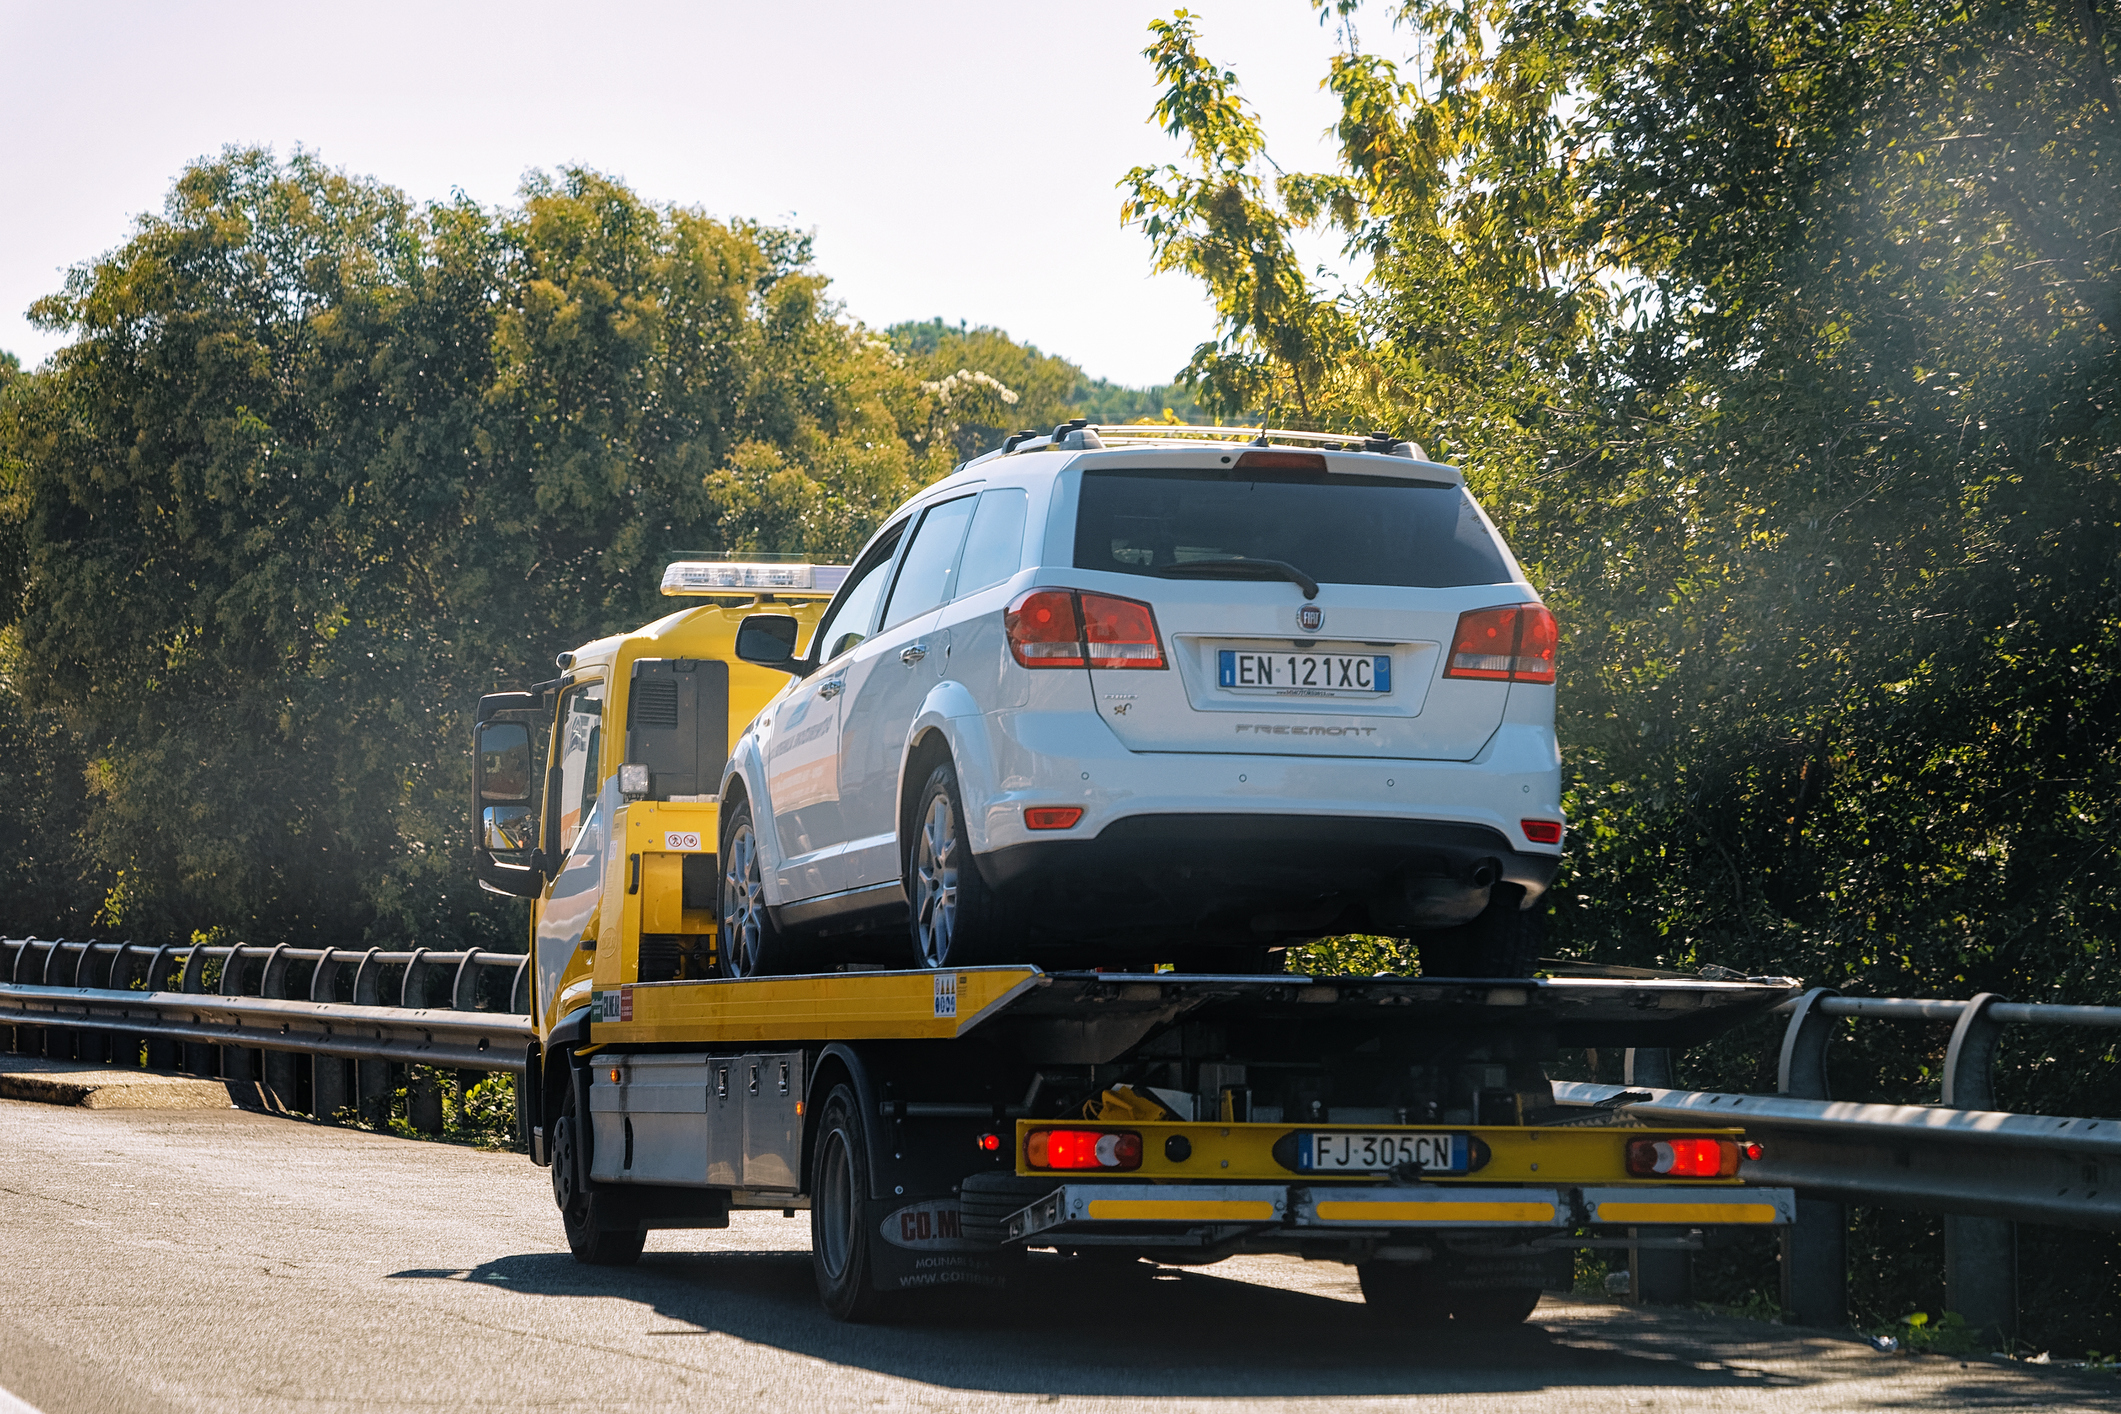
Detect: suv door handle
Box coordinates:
(900, 644, 928, 664)
(818, 679, 844, 699)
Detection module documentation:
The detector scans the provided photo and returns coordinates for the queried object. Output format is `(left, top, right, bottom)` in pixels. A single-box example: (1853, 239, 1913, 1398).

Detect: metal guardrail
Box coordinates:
(0, 938, 531, 1129)
(1579, 984, 2121, 1342)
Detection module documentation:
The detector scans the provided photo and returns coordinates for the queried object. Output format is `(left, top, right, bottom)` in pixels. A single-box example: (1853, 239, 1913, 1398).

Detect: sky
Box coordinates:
(0, 0, 1371, 389)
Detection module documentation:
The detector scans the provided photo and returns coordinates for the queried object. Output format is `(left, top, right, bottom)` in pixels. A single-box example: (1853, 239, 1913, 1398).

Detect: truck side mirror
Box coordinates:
(472, 718, 545, 897)
(734, 613, 805, 672)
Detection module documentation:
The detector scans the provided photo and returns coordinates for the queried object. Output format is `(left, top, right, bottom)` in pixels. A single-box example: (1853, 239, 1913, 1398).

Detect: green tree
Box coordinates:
(0, 150, 956, 950)
(1133, 1, 2120, 1344)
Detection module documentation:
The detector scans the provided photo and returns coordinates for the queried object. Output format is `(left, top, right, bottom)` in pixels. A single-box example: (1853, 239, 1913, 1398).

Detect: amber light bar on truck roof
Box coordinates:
(660, 561, 852, 597)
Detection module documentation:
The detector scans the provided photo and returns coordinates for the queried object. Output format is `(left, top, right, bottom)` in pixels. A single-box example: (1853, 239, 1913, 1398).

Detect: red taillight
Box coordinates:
(1625, 1136, 1743, 1178)
(1521, 819, 1563, 845)
(1080, 592, 1166, 669)
(1024, 1128, 1143, 1171)
(1024, 806, 1084, 831)
(1005, 589, 1166, 670)
(1006, 589, 1085, 667)
(977, 1132, 1002, 1152)
(1444, 604, 1558, 684)
(1235, 449, 1327, 472)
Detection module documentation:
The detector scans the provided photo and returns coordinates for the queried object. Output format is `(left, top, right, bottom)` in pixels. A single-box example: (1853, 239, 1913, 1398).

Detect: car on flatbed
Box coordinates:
(720, 424, 1565, 977)
(466, 515, 1798, 1328)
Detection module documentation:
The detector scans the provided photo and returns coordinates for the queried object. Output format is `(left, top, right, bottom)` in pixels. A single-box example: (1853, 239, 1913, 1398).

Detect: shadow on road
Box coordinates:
(390, 1249, 1822, 1400)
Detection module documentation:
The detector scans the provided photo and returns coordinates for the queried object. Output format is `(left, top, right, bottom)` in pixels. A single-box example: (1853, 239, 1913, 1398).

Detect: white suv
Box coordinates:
(719, 424, 1563, 977)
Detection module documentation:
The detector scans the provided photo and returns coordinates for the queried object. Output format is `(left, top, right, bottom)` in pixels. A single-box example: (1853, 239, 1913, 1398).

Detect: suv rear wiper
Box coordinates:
(1153, 557, 1320, 600)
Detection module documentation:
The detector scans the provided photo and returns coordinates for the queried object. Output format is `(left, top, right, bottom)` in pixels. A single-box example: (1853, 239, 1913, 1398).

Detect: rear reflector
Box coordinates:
(1025, 1128, 1143, 1171)
(1444, 604, 1558, 684)
(1625, 1136, 1744, 1178)
(1521, 819, 1563, 845)
(1005, 589, 1086, 667)
(1006, 589, 1166, 670)
(1024, 806, 1085, 831)
(1235, 449, 1327, 472)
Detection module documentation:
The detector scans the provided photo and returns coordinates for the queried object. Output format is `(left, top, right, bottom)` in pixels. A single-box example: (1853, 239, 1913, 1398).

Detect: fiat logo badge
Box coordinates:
(1297, 604, 1324, 632)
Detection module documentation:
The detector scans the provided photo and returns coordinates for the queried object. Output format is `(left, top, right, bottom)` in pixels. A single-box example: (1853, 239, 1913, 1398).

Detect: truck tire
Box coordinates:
(1450, 1285, 1544, 1326)
(811, 1084, 896, 1321)
(1417, 885, 1541, 978)
(719, 798, 810, 977)
(550, 1080, 646, 1266)
(906, 762, 1005, 970)
(1357, 1261, 1451, 1323)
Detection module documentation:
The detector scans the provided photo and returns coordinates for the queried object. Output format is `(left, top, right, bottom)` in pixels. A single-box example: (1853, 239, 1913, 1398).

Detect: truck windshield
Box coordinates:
(1073, 466, 1513, 590)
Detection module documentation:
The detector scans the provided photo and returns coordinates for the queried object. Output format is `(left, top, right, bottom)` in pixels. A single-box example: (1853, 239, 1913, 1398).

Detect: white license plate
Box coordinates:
(1218, 650, 1391, 694)
(1297, 1131, 1469, 1174)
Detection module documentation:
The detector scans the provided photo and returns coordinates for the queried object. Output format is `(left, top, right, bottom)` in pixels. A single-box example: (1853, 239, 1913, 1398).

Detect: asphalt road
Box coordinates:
(1, 1098, 2114, 1413)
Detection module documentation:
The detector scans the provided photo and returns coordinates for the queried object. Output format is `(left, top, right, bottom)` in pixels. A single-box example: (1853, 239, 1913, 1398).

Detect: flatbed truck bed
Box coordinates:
(525, 962, 1801, 1322)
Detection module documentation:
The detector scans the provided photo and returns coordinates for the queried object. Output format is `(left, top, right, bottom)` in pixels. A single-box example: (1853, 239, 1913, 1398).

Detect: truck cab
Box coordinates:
(469, 558, 846, 1044)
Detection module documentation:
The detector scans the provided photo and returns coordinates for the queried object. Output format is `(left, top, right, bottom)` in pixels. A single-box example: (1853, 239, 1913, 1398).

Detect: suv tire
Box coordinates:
(907, 761, 1007, 969)
(719, 798, 812, 977)
(1418, 885, 1542, 978)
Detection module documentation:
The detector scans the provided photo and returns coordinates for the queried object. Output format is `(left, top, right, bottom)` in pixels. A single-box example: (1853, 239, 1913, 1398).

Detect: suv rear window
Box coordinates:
(1072, 466, 1513, 589)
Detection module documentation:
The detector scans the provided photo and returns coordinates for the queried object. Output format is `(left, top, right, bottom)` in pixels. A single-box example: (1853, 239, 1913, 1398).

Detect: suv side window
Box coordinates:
(953, 488, 1029, 597)
(881, 495, 977, 630)
(554, 682, 604, 852)
(812, 520, 906, 663)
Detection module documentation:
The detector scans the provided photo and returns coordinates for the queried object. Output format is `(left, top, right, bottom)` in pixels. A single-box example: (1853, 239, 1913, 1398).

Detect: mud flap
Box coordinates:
(867, 1195, 1013, 1293)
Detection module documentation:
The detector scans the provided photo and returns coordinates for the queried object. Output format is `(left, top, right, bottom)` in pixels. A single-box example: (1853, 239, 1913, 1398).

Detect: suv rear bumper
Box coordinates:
(980, 813, 1560, 948)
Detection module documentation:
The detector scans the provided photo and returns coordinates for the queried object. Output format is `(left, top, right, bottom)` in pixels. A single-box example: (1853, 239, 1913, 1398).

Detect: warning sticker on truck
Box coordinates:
(663, 831, 703, 851)
(594, 986, 635, 1023)
(934, 972, 956, 1018)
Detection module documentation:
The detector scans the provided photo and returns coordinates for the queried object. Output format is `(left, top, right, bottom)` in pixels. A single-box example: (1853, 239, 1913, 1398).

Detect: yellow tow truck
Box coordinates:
(470, 556, 1797, 1324)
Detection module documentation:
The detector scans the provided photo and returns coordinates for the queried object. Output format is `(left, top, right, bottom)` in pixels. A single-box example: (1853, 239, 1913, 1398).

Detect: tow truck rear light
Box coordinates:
(1024, 1128, 1143, 1171)
(1625, 1136, 1746, 1178)
(1444, 604, 1558, 684)
(1080, 592, 1166, 669)
(1006, 590, 1086, 667)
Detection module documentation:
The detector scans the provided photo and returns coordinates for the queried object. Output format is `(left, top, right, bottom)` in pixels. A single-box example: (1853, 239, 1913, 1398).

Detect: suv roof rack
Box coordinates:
(964, 423, 1436, 467)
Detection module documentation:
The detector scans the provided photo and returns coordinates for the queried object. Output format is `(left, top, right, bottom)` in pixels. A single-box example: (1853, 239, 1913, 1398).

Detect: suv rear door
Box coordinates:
(1071, 459, 1525, 762)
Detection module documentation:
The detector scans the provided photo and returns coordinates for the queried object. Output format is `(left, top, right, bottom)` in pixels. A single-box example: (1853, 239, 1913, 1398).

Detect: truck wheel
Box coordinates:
(907, 762, 1003, 969)
(1417, 885, 1541, 978)
(1357, 1261, 1451, 1323)
(550, 1080, 646, 1266)
(1450, 1285, 1544, 1326)
(720, 799, 806, 977)
(811, 1084, 894, 1321)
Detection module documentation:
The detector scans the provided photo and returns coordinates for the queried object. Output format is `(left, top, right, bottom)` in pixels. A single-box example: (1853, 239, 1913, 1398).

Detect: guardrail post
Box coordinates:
(217, 945, 259, 1100)
(1943, 992, 2017, 1345)
(141, 944, 177, 1071)
(177, 945, 218, 1078)
(450, 950, 483, 1104)
(309, 947, 350, 1119)
(1621, 1048, 1693, 1304)
(40, 941, 76, 1060)
(1776, 987, 1848, 1327)
(403, 948, 444, 1134)
(351, 948, 390, 1125)
(255, 945, 297, 1112)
